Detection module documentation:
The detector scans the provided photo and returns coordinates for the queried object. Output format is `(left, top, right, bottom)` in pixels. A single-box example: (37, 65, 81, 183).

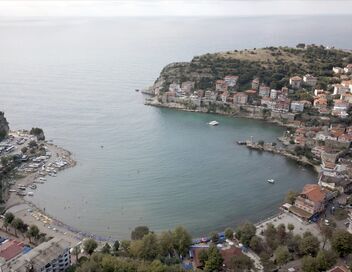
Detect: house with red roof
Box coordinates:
(290, 184, 329, 220)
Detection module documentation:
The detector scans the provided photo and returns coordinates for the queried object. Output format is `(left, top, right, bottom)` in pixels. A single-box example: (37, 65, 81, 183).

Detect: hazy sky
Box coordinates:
(1, 0, 352, 17)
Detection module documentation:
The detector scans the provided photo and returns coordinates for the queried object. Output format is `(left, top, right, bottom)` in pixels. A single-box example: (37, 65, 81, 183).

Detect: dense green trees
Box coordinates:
(235, 223, 256, 246)
(131, 226, 150, 240)
(203, 244, 223, 272)
(331, 230, 352, 257)
(83, 239, 98, 255)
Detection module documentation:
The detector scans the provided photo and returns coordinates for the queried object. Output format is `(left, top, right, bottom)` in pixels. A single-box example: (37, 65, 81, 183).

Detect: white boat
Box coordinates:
(267, 179, 275, 184)
(208, 121, 219, 126)
(27, 192, 34, 196)
(30, 184, 37, 190)
(39, 177, 46, 181)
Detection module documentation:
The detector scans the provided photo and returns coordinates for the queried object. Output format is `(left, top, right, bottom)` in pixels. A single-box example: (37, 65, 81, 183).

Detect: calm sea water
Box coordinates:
(1, 16, 350, 239)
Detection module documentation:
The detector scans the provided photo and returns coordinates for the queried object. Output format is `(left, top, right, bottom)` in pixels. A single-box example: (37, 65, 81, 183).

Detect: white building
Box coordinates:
(333, 67, 344, 74)
(303, 74, 317, 87)
(290, 101, 305, 112)
(224, 75, 239, 87)
(344, 64, 352, 74)
(1, 238, 71, 272)
(270, 89, 279, 99)
(333, 84, 350, 95)
(258, 85, 270, 97)
(289, 76, 302, 89)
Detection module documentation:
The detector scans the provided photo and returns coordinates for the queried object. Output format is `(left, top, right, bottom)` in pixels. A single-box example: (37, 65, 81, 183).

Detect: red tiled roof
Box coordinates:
(0, 240, 24, 261)
(327, 265, 349, 272)
(302, 184, 327, 203)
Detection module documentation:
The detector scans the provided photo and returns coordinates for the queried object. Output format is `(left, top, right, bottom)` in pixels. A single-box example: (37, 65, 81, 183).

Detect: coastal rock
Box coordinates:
(0, 112, 9, 139)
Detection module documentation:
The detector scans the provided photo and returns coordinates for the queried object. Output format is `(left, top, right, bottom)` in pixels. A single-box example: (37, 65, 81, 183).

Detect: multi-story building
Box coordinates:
(1, 238, 71, 272)
(251, 78, 260, 90)
(291, 184, 328, 220)
(258, 85, 270, 97)
(303, 74, 318, 87)
(290, 101, 305, 112)
(224, 75, 239, 87)
(289, 76, 302, 89)
(233, 92, 248, 105)
(332, 67, 344, 74)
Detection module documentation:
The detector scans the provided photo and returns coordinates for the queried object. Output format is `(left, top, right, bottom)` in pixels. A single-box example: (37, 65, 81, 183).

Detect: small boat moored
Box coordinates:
(208, 121, 219, 126)
(267, 179, 275, 184)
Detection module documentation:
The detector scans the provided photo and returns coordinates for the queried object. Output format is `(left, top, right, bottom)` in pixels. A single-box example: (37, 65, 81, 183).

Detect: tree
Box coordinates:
(101, 243, 111, 254)
(224, 228, 234, 240)
(159, 231, 174, 257)
(287, 223, 294, 232)
(138, 233, 159, 260)
(275, 246, 291, 266)
(210, 232, 219, 244)
(235, 223, 256, 246)
(250, 235, 264, 254)
(21, 147, 28, 154)
(71, 245, 81, 263)
(4, 212, 14, 226)
(198, 250, 209, 267)
(10, 218, 23, 236)
(131, 226, 149, 240)
(83, 239, 98, 255)
(172, 226, 192, 257)
(285, 191, 298, 204)
(302, 255, 319, 272)
(204, 244, 223, 272)
(299, 233, 320, 256)
(120, 240, 130, 253)
(229, 254, 254, 271)
(331, 230, 352, 257)
(112, 240, 120, 254)
(316, 250, 337, 271)
(27, 224, 40, 242)
(28, 140, 37, 148)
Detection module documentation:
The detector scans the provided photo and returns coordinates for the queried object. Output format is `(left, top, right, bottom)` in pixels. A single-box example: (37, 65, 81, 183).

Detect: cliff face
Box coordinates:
(0, 112, 9, 138)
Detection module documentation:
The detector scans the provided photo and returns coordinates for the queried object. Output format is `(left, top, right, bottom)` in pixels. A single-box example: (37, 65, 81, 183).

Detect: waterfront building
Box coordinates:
(303, 74, 317, 87)
(275, 97, 290, 112)
(290, 184, 329, 220)
(224, 75, 239, 87)
(1, 238, 71, 272)
(261, 97, 276, 110)
(233, 92, 248, 105)
(289, 76, 302, 89)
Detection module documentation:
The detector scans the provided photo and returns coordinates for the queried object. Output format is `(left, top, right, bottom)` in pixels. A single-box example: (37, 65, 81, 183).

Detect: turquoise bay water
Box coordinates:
(1, 16, 350, 238)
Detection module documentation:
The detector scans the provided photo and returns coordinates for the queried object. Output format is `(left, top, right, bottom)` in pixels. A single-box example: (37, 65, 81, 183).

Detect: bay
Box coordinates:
(1, 15, 348, 238)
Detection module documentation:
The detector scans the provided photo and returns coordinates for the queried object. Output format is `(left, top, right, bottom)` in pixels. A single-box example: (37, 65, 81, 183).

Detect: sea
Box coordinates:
(1, 15, 350, 239)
